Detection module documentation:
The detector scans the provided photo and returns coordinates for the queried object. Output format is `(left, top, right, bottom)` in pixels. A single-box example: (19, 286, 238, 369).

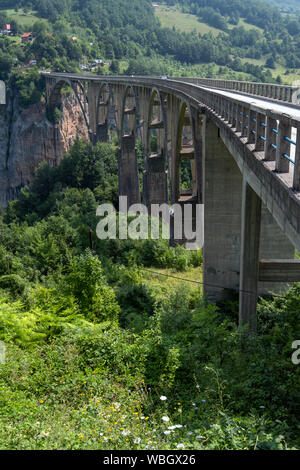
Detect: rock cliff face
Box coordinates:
(0, 93, 89, 207)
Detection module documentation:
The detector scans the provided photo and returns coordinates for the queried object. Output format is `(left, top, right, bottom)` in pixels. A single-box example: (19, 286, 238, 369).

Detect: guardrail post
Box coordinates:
(276, 118, 291, 172)
(241, 106, 249, 138)
(265, 113, 277, 161)
(228, 102, 234, 126)
(236, 104, 242, 133)
(247, 110, 256, 145)
(255, 112, 265, 151)
(293, 124, 300, 190)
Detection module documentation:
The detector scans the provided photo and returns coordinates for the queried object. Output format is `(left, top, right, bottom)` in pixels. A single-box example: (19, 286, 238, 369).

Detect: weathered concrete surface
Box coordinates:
(203, 119, 243, 302)
(239, 179, 261, 334)
(119, 134, 140, 206)
(0, 94, 88, 207)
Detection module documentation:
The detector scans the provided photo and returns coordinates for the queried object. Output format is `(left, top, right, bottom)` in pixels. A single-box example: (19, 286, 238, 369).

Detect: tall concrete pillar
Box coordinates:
(239, 179, 262, 334)
(144, 155, 168, 206)
(203, 119, 243, 301)
(96, 122, 109, 143)
(87, 82, 98, 141)
(119, 133, 140, 207)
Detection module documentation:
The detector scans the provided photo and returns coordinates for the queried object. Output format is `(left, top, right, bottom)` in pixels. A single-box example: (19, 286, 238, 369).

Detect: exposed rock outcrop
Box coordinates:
(0, 93, 89, 207)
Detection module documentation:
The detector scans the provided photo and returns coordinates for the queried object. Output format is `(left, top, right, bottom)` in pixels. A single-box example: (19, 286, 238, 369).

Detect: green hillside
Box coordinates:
(0, 8, 48, 27)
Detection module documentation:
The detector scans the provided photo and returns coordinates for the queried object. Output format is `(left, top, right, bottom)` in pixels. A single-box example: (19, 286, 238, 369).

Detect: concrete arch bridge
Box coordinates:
(43, 72, 300, 332)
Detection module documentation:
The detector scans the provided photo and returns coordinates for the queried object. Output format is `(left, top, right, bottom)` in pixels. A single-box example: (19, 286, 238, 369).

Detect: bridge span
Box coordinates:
(43, 72, 300, 333)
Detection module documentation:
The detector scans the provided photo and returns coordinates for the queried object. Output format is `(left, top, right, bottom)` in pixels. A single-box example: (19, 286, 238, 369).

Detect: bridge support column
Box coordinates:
(97, 122, 109, 143)
(239, 179, 262, 334)
(144, 156, 168, 207)
(119, 134, 140, 207)
(203, 119, 243, 301)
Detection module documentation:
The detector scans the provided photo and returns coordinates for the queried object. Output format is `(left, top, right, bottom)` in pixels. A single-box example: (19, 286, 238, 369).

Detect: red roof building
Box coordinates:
(21, 32, 34, 43)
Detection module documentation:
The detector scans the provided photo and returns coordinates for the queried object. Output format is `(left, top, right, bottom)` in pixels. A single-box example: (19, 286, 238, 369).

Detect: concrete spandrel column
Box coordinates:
(259, 204, 295, 295)
(119, 134, 140, 207)
(203, 119, 243, 302)
(190, 108, 204, 203)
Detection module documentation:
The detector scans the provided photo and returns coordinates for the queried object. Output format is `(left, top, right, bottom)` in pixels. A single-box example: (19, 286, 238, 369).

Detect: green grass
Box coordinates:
(0, 9, 48, 28)
(155, 4, 264, 36)
(155, 4, 224, 36)
(228, 18, 263, 33)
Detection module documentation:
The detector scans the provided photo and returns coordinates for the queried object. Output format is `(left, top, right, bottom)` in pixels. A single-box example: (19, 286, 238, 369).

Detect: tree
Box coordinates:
(266, 56, 275, 69)
(110, 59, 120, 74)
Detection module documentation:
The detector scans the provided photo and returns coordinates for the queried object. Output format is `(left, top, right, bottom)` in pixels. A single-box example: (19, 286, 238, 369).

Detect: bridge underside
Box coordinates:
(44, 74, 300, 334)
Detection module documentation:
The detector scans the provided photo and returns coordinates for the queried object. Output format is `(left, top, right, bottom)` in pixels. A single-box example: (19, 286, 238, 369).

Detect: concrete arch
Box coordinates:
(118, 85, 141, 206)
(47, 78, 72, 109)
(143, 88, 168, 207)
(95, 82, 117, 143)
(174, 101, 197, 203)
(121, 85, 139, 138)
(47, 78, 89, 131)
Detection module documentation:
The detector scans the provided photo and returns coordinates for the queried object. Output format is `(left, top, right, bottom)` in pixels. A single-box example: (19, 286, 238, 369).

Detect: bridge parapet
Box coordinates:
(163, 78, 300, 192)
(172, 77, 300, 105)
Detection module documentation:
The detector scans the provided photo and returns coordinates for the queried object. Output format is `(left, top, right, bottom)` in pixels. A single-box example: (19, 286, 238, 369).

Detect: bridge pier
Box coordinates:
(203, 119, 243, 302)
(118, 134, 140, 206)
(97, 122, 109, 143)
(239, 179, 261, 334)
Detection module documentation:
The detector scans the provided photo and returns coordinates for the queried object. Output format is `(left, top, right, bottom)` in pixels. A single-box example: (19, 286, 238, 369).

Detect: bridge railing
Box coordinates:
(162, 78, 300, 192)
(204, 87, 300, 191)
(171, 77, 300, 105)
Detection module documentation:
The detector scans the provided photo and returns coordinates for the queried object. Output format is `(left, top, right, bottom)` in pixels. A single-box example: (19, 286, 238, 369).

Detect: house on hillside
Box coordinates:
(1, 24, 12, 35)
(21, 32, 34, 43)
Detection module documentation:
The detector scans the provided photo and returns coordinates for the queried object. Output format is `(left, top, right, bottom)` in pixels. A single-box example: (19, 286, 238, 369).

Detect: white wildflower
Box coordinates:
(162, 416, 170, 422)
(122, 429, 131, 436)
(134, 438, 141, 444)
(164, 430, 172, 435)
(160, 396, 167, 401)
(177, 443, 185, 449)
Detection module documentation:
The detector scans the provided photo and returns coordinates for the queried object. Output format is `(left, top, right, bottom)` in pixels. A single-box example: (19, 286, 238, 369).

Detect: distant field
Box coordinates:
(0, 8, 48, 27)
(228, 18, 263, 33)
(155, 4, 264, 36)
(155, 5, 224, 36)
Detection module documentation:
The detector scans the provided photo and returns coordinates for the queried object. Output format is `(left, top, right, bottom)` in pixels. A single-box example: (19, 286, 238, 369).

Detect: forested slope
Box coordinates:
(1, 0, 300, 87)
